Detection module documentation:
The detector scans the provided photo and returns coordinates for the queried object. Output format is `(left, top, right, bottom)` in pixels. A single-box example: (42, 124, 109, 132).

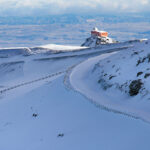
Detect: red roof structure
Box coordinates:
(91, 27, 108, 37)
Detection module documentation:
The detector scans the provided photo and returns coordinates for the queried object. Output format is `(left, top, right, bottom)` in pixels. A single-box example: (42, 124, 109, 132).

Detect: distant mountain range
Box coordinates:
(0, 13, 150, 25)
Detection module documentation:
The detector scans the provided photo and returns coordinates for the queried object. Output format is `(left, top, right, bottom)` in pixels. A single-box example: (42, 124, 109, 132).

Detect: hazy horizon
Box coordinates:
(0, 0, 149, 47)
(0, 0, 149, 16)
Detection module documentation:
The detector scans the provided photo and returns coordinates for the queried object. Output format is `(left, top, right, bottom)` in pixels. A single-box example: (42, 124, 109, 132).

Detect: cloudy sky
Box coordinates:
(0, 0, 149, 16)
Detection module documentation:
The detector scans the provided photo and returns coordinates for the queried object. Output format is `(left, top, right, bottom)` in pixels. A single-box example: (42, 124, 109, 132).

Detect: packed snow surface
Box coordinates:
(39, 44, 87, 51)
(1, 41, 150, 150)
(70, 39, 150, 122)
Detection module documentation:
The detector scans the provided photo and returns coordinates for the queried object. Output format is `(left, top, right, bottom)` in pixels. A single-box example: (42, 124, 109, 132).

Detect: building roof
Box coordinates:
(92, 27, 107, 33)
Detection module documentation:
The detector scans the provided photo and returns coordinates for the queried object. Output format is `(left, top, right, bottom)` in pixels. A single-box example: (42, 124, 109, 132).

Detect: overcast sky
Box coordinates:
(0, 0, 149, 16)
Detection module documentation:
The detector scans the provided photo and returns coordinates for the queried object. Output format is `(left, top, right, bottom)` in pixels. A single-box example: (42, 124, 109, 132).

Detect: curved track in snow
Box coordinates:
(0, 71, 66, 94)
(69, 52, 150, 123)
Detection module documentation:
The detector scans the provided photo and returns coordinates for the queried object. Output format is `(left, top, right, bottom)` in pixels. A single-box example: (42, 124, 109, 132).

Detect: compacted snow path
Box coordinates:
(70, 52, 150, 122)
(0, 70, 66, 94)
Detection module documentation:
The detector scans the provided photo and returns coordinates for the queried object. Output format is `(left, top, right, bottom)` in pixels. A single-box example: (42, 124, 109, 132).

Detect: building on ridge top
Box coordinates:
(81, 27, 117, 47)
(91, 27, 108, 38)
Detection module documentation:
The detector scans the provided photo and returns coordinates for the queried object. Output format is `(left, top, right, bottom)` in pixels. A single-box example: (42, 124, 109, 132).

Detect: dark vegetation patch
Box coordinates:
(136, 54, 150, 66)
(98, 79, 112, 90)
(129, 79, 143, 96)
(109, 75, 116, 80)
(57, 133, 64, 138)
(136, 59, 142, 66)
(137, 71, 143, 77)
(32, 113, 38, 117)
(132, 50, 144, 57)
(144, 73, 150, 78)
(136, 57, 146, 66)
(147, 54, 150, 62)
(131, 51, 139, 56)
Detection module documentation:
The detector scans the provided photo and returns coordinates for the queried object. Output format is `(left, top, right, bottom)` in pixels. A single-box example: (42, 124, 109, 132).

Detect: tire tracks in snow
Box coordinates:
(0, 70, 66, 94)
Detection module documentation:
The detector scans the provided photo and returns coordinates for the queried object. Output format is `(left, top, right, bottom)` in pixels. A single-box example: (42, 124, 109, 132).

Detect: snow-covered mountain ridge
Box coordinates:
(81, 27, 117, 47)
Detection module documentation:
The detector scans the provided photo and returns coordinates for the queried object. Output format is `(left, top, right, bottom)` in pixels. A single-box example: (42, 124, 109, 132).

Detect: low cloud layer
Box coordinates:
(0, 0, 149, 16)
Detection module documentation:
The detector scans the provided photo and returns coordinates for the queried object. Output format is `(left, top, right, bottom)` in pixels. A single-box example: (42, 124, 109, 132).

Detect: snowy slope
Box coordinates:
(70, 39, 150, 122)
(81, 35, 116, 47)
(39, 44, 87, 51)
(0, 44, 87, 57)
(0, 42, 133, 88)
(1, 76, 150, 150)
(1, 41, 150, 150)
(92, 39, 150, 100)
